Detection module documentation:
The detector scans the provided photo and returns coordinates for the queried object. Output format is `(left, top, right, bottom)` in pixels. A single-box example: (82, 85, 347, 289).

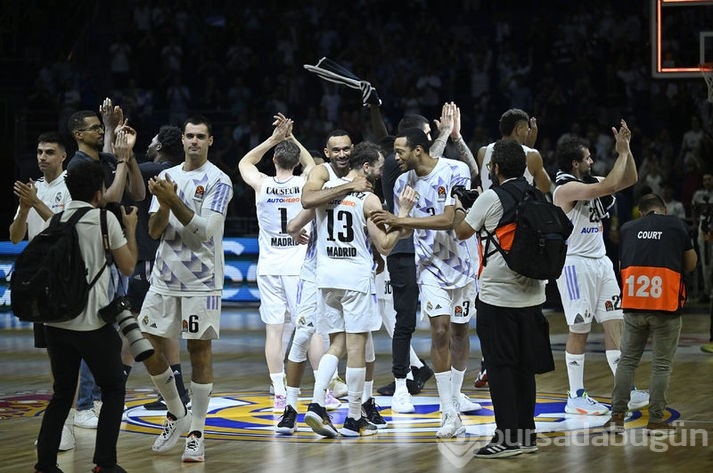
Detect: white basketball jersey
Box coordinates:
(256, 175, 308, 276)
(480, 142, 535, 190)
(18, 172, 71, 240)
(394, 158, 475, 289)
(315, 178, 373, 293)
(558, 196, 607, 258)
(149, 161, 234, 294)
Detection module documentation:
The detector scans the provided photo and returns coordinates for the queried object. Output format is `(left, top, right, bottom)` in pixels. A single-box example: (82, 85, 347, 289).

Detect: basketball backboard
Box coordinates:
(651, 0, 713, 78)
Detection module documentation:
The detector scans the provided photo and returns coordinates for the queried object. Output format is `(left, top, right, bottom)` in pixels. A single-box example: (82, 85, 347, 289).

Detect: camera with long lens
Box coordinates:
(99, 297, 154, 362)
(451, 185, 479, 209)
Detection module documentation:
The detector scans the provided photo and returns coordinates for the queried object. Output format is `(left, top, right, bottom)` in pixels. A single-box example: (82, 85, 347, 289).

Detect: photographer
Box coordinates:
(34, 161, 137, 473)
(691, 173, 713, 302)
(454, 138, 548, 457)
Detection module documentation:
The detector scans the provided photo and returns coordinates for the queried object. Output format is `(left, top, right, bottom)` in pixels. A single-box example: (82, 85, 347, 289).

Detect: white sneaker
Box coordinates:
(152, 410, 192, 452)
(628, 389, 650, 410)
(59, 423, 75, 451)
(324, 389, 341, 410)
(457, 393, 482, 413)
(565, 390, 610, 415)
(74, 408, 98, 429)
(181, 433, 205, 462)
(329, 376, 348, 399)
(436, 411, 465, 438)
(391, 390, 415, 413)
(273, 394, 287, 413)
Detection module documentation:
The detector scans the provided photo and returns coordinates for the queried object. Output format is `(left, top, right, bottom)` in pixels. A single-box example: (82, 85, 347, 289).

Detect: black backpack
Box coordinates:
(482, 178, 573, 280)
(11, 207, 109, 323)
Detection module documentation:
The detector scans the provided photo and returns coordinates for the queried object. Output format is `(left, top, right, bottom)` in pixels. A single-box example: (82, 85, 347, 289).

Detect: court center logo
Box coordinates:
(118, 390, 680, 446)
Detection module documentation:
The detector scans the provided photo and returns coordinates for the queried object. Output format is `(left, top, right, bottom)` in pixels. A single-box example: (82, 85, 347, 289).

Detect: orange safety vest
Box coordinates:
(620, 265, 686, 313)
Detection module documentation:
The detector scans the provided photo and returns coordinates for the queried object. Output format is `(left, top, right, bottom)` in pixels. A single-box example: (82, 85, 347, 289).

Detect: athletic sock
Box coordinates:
(150, 368, 184, 417)
(450, 367, 465, 404)
(189, 382, 212, 435)
(565, 352, 585, 395)
(346, 367, 366, 419)
(606, 350, 621, 376)
(313, 354, 338, 405)
(434, 371, 453, 413)
(270, 372, 286, 397)
(286, 386, 300, 409)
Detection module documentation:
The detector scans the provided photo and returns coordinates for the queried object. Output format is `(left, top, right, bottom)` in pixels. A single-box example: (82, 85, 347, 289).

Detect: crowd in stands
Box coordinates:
(13, 0, 713, 235)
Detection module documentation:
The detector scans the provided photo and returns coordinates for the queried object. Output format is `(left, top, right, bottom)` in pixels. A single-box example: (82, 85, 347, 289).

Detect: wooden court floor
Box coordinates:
(1, 305, 712, 473)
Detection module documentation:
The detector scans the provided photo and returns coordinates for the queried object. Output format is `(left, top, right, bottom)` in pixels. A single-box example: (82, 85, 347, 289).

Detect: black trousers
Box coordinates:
(476, 299, 552, 445)
(35, 323, 126, 470)
(387, 252, 419, 378)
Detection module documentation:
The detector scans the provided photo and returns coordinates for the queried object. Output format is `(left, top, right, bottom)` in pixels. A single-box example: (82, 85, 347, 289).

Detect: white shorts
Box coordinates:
(295, 277, 318, 329)
(257, 274, 299, 325)
(139, 290, 222, 340)
(419, 280, 476, 324)
(556, 255, 623, 327)
(318, 288, 381, 334)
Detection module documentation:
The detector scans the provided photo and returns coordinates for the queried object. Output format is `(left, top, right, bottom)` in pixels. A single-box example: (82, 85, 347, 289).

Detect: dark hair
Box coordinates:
(349, 141, 383, 170)
(395, 128, 431, 154)
(67, 110, 98, 133)
(37, 131, 66, 150)
(183, 115, 212, 136)
(65, 161, 105, 202)
(156, 125, 183, 161)
(325, 129, 351, 147)
(397, 114, 429, 133)
(492, 138, 526, 179)
(377, 135, 396, 156)
(638, 193, 666, 215)
(274, 141, 300, 169)
(498, 109, 529, 136)
(556, 136, 589, 173)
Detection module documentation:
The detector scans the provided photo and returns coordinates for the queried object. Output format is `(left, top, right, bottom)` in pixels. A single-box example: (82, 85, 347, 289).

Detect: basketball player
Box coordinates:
(553, 119, 649, 415)
(238, 113, 315, 413)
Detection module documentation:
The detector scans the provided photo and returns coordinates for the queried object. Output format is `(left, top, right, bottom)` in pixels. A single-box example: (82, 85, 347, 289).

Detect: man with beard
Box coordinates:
(304, 141, 416, 437)
(553, 120, 647, 416)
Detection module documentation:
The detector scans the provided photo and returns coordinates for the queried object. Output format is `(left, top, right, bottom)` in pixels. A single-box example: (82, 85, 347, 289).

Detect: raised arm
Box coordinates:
(285, 118, 316, 177)
(100, 97, 124, 155)
(526, 150, 553, 193)
(103, 126, 145, 203)
(525, 116, 538, 148)
(449, 103, 478, 179)
(430, 102, 455, 158)
(554, 119, 637, 208)
(238, 114, 293, 191)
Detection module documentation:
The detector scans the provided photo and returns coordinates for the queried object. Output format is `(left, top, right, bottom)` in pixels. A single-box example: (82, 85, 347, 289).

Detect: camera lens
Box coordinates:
(115, 310, 154, 362)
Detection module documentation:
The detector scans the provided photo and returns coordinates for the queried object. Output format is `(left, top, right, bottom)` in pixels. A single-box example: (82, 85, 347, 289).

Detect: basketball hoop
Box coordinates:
(701, 63, 713, 104)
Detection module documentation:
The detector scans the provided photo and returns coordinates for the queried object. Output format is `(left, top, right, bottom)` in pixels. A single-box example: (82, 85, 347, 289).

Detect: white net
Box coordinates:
(702, 64, 713, 103)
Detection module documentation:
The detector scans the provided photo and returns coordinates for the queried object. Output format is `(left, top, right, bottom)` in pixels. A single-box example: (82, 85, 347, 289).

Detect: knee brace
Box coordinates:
(287, 324, 314, 363)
